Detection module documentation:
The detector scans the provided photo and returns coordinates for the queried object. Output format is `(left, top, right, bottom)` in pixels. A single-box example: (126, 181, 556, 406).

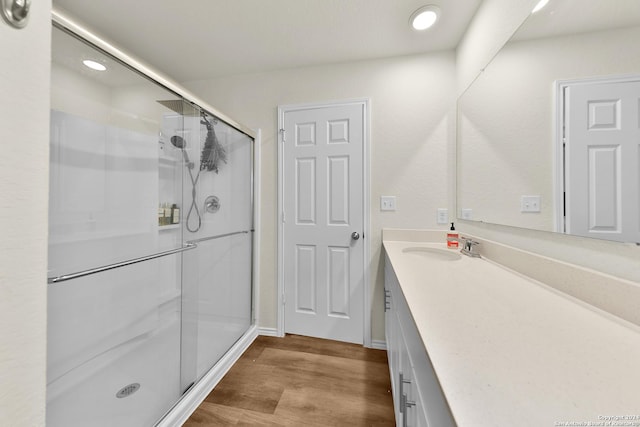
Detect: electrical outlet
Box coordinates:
(461, 208, 473, 220)
(380, 196, 396, 211)
(437, 208, 448, 224)
(521, 195, 541, 213)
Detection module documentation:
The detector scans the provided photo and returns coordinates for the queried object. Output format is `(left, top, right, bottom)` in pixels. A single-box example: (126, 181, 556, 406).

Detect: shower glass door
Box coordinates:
(180, 109, 254, 386)
(49, 23, 255, 427)
(48, 26, 188, 426)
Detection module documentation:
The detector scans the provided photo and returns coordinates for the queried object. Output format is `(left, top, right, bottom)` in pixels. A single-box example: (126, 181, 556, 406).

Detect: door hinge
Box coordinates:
(279, 128, 286, 142)
(281, 211, 286, 223)
(282, 293, 286, 305)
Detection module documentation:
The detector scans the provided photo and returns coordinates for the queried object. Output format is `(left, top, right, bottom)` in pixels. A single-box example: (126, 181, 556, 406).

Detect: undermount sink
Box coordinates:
(402, 246, 462, 261)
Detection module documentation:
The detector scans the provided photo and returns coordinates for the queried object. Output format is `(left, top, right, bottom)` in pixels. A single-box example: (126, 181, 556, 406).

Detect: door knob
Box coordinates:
(351, 232, 360, 240)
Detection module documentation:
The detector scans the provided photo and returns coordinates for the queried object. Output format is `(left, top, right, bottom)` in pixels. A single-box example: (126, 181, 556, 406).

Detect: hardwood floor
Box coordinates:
(183, 334, 395, 426)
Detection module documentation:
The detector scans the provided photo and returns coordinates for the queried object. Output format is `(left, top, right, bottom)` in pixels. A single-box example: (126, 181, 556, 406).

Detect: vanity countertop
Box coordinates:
(383, 237, 640, 427)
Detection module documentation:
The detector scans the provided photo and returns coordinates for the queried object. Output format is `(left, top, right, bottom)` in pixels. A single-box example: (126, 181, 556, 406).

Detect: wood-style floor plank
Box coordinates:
(184, 334, 395, 427)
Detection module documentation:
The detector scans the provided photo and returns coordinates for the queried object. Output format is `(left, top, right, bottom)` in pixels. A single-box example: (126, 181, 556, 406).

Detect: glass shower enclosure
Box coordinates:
(47, 22, 254, 426)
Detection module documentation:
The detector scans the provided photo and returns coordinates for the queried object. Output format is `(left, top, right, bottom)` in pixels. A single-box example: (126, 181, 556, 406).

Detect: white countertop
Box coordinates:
(383, 239, 640, 427)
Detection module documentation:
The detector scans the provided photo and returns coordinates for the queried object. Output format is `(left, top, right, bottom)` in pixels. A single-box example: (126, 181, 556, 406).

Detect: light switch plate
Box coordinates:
(461, 208, 473, 220)
(521, 195, 541, 213)
(380, 196, 396, 211)
(437, 208, 448, 224)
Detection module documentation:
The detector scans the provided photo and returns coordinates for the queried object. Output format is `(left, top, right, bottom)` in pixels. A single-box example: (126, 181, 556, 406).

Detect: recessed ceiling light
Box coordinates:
(82, 59, 107, 71)
(410, 5, 440, 31)
(532, 0, 550, 13)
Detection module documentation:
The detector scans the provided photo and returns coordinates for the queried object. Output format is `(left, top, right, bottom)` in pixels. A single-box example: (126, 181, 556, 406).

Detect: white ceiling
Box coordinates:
(52, 0, 481, 83)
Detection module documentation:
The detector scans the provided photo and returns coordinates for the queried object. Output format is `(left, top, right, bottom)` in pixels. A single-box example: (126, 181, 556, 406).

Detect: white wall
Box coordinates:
(184, 52, 457, 342)
(456, 0, 539, 95)
(455, 0, 640, 285)
(0, 2, 52, 426)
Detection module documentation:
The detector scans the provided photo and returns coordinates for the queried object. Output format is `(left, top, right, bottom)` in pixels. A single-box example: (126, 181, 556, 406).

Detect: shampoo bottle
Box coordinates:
(447, 222, 459, 249)
(171, 203, 180, 224)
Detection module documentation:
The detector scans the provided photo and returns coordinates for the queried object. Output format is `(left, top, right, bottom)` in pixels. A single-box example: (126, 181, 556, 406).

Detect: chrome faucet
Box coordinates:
(447, 236, 481, 258)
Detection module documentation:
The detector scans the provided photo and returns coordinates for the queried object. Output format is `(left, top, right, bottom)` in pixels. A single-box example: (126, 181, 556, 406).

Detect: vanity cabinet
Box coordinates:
(385, 254, 456, 427)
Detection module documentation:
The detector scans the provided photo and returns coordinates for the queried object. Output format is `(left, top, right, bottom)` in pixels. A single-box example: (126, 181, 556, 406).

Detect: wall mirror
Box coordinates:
(457, 0, 640, 243)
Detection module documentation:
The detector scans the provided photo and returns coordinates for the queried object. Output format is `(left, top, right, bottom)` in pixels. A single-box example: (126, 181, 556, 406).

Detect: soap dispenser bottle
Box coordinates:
(447, 222, 459, 249)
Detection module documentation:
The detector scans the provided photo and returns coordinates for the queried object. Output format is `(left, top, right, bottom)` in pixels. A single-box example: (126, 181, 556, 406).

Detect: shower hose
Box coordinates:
(185, 166, 202, 233)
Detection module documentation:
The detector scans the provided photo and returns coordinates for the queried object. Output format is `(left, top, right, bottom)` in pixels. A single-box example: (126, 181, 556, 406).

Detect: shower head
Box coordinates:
(170, 135, 186, 149)
(170, 135, 193, 168)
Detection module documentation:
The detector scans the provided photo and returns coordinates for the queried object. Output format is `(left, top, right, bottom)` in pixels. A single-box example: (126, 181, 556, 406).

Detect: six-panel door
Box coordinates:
(282, 103, 365, 344)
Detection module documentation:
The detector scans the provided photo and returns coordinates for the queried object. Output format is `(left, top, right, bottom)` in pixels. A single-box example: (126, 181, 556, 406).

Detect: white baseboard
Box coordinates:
(156, 325, 258, 427)
(259, 327, 383, 349)
(370, 340, 387, 350)
(257, 327, 280, 337)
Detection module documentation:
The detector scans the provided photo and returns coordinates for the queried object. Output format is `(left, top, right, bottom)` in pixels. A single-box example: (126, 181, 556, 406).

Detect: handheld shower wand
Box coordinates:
(170, 135, 193, 169)
(170, 135, 202, 232)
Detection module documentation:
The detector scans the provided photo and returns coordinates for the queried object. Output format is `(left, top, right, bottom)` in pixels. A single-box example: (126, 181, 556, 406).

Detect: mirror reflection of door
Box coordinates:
(562, 76, 640, 243)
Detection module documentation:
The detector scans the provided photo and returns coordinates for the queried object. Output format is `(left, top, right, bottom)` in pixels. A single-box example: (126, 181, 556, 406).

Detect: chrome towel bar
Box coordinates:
(47, 243, 197, 284)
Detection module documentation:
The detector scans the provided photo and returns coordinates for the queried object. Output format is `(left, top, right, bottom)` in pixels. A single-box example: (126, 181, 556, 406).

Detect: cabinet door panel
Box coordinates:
(384, 253, 456, 427)
(384, 255, 402, 422)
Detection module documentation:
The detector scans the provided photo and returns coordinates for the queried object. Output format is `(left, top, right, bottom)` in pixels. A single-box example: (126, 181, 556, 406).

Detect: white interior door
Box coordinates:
(564, 78, 640, 243)
(281, 102, 365, 344)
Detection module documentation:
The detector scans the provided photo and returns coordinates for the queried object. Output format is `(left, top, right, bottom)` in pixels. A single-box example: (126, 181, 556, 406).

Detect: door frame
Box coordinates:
(276, 98, 371, 347)
(555, 74, 640, 234)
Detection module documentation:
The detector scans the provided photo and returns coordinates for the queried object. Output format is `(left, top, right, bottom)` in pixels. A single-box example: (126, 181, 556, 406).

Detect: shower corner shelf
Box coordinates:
(158, 224, 180, 231)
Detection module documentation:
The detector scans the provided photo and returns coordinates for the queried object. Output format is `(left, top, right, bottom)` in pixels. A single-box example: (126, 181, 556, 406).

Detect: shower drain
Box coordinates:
(115, 383, 140, 398)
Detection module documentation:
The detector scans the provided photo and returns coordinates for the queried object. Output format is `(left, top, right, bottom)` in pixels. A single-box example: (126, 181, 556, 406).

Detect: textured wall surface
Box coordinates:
(0, 1, 52, 426)
(456, 0, 539, 95)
